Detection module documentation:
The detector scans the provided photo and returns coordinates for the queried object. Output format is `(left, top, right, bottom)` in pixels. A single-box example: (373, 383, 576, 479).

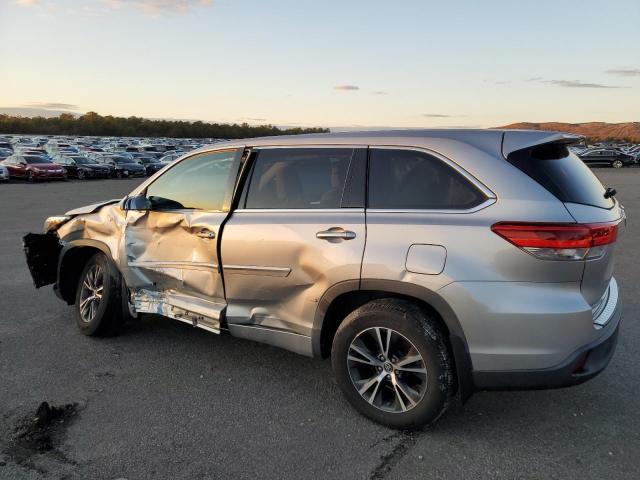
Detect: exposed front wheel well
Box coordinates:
(58, 246, 107, 304)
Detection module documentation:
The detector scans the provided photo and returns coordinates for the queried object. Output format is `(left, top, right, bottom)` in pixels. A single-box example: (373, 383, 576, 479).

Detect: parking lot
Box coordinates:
(0, 170, 639, 480)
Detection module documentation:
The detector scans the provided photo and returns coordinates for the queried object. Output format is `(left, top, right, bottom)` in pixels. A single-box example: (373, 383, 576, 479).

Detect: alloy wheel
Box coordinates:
(79, 264, 104, 323)
(347, 327, 427, 413)
(612, 160, 623, 168)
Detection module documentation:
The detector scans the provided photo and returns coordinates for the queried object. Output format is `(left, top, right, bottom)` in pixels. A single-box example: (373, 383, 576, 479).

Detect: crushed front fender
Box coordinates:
(23, 233, 62, 288)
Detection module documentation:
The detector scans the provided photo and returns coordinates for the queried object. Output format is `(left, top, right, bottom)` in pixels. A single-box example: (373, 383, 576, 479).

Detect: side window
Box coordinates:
(145, 150, 235, 211)
(368, 149, 485, 210)
(244, 148, 353, 209)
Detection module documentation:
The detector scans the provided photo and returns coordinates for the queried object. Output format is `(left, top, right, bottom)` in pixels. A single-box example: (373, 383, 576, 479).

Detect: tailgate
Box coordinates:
(563, 200, 625, 305)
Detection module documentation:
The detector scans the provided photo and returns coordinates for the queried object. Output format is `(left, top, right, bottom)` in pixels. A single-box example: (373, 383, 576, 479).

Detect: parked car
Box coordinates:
(0, 147, 13, 161)
(133, 156, 166, 176)
(95, 155, 146, 178)
(159, 152, 182, 163)
(2, 154, 66, 181)
(23, 130, 624, 429)
(55, 155, 112, 179)
(0, 164, 9, 182)
(579, 149, 635, 168)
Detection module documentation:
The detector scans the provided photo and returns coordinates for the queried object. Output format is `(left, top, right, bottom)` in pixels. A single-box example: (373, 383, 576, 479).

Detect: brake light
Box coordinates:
(491, 221, 618, 260)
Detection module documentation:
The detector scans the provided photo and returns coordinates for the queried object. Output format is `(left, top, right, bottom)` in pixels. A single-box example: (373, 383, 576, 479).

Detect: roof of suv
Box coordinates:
(196, 129, 582, 160)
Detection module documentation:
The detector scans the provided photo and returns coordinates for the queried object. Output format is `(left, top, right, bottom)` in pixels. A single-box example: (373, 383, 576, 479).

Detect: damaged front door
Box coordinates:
(123, 149, 240, 332)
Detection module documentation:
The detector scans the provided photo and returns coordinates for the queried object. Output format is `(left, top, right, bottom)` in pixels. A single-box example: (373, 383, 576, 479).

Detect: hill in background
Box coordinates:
(498, 122, 640, 143)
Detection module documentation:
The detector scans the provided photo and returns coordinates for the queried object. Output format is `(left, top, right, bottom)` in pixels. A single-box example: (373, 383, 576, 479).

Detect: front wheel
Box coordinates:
(74, 253, 124, 336)
(612, 160, 623, 169)
(332, 299, 454, 429)
(77, 169, 86, 179)
(27, 171, 34, 182)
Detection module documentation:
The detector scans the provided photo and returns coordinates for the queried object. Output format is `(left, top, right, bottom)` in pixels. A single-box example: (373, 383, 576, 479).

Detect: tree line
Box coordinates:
(0, 112, 329, 139)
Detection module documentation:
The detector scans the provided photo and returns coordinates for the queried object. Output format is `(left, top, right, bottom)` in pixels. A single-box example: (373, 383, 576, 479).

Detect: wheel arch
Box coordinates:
(55, 239, 115, 305)
(312, 279, 475, 401)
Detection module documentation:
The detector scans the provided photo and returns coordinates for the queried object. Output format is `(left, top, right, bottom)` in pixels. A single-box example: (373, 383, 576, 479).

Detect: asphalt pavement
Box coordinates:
(0, 171, 638, 480)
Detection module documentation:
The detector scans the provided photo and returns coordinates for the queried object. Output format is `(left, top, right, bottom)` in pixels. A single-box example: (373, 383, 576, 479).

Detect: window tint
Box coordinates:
(244, 148, 353, 209)
(508, 144, 613, 209)
(368, 149, 485, 209)
(146, 150, 235, 211)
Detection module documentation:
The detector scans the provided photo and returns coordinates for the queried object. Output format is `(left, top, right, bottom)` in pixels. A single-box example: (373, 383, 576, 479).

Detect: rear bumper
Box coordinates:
(473, 294, 622, 390)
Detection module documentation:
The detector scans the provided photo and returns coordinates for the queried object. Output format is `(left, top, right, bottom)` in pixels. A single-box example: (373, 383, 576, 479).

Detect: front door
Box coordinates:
(124, 148, 241, 332)
(220, 146, 367, 355)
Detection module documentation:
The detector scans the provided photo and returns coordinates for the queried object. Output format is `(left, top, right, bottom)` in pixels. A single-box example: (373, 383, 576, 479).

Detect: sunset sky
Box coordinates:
(1, 0, 639, 129)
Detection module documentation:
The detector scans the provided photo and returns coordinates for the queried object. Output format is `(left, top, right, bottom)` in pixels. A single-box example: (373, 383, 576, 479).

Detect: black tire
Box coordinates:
(77, 169, 86, 179)
(612, 160, 623, 169)
(73, 252, 124, 336)
(115, 170, 123, 179)
(27, 171, 34, 182)
(331, 299, 454, 430)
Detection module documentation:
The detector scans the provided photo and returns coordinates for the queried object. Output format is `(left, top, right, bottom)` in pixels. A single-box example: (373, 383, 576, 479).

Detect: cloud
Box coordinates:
(422, 114, 451, 118)
(103, 0, 213, 14)
(16, 0, 214, 15)
(520, 77, 625, 89)
(605, 68, 640, 77)
(333, 85, 359, 91)
(542, 79, 623, 89)
(25, 102, 79, 110)
(238, 117, 267, 122)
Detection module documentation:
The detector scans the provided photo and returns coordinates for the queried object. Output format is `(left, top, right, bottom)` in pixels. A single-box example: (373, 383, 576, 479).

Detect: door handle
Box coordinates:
(195, 229, 216, 239)
(316, 227, 356, 241)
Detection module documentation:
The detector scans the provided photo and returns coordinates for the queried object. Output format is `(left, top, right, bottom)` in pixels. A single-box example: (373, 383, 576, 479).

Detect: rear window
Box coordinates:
(507, 143, 613, 209)
(368, 149, 485, 210)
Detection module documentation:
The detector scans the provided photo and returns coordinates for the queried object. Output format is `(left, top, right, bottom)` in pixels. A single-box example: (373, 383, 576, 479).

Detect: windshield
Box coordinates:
(72, 157, 97, 164)
(111, 157, 130, 164)
(25, 156, 51, 164)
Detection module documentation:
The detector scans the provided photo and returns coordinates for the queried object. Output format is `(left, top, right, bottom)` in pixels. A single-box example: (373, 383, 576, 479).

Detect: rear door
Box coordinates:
(220, 146, 367, 354)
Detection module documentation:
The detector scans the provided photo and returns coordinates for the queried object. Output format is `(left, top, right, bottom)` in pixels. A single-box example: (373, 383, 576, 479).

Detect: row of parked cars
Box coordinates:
(0, 134, 220, 182)
(572, 144, 640, 168)
(1, 134, 638, 183)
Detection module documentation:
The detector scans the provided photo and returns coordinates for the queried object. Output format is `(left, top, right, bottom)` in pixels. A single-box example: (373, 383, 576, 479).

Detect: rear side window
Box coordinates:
(507, 144, 613, 209)
(244, 148, 353, 209)
(145, 150, 235, 211)
(368, 149, 485, 210)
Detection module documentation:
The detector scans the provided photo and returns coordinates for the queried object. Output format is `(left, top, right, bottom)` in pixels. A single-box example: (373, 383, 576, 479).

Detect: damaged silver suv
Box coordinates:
(24, 130, 624, 429)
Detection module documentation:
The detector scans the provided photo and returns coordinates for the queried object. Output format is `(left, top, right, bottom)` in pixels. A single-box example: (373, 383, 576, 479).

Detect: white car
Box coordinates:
(0, 164, 9, 182)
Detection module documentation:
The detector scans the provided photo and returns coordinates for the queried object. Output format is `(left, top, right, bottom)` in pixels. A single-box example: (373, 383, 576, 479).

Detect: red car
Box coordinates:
(2, 154, 67, 181)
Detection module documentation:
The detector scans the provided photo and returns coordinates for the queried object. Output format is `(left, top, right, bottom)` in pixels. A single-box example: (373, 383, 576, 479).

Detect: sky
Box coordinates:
(0, 0, 639, 129)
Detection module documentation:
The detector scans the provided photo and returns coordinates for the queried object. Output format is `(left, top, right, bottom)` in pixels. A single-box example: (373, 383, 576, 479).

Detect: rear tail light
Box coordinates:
(491, 221, 618, 261)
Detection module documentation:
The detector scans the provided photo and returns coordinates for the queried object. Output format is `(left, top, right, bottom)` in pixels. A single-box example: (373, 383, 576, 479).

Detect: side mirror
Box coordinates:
(124, 195, 151, 211)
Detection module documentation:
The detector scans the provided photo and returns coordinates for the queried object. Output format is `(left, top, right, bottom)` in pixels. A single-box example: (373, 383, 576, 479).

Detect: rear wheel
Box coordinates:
(612, 160, 623, 168)
(74, 252, 124, 336)
(332, 299, 454, 429)
(77, 169, 86, 179)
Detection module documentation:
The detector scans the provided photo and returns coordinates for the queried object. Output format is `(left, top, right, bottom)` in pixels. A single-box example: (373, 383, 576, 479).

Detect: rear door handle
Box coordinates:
(316, 227, 356, 241)
(195, 229, 216, 239)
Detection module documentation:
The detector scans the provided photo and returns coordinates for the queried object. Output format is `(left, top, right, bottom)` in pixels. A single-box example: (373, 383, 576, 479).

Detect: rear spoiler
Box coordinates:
(501, 131, 584, 159)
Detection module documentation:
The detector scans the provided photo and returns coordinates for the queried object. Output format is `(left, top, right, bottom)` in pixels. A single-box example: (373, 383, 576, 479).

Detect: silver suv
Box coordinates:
(24, 130, 624, 429)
